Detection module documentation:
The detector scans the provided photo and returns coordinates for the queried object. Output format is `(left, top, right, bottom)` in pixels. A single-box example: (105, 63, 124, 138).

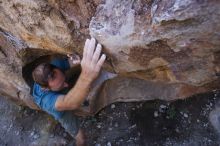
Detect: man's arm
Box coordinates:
(55, 38, 106, 111)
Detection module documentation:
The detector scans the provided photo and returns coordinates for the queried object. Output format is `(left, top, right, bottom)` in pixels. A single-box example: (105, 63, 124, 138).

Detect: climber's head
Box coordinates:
(32, 63, 67, 91)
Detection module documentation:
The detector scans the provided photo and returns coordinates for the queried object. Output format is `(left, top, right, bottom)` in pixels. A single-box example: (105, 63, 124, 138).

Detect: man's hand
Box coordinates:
(67, 53, 81, 68)
(55, 38, 106, 111)
(80, 38, 106, 83)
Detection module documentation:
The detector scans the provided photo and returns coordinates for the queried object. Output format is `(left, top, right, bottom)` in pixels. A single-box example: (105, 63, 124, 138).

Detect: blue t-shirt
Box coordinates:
(32, 58, 70, 120)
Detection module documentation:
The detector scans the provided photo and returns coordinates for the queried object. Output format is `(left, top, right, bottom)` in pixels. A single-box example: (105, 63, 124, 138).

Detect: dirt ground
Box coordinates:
(0, 90, 220, 146)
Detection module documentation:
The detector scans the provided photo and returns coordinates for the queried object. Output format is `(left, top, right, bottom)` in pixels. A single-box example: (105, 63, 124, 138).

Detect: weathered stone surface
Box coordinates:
(0, 30, 38, 109)
(0, 0, 220, 113)
(209, 98, 220, 136)
(90, 0, 220, 85)
(0, 96, 71, 145)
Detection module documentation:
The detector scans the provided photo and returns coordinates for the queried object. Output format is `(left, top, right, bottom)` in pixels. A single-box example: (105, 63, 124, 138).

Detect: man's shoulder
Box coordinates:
(32, 83, 53, 98)
(32, 83, 59, 107)
(32, 83, 64, 120)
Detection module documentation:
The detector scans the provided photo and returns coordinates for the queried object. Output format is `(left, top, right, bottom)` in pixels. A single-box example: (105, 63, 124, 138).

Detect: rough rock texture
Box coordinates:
(0, 96, 75, 145)
(1, 89, 220, 145)
(0, 0, 220, 113)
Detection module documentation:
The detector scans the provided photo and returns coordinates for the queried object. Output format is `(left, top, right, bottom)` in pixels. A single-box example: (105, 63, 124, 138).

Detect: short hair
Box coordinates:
(32, 63, 57, 87)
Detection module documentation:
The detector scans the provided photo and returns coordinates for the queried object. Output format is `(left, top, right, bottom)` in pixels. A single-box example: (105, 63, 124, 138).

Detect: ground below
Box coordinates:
(0, 90, 220, 146)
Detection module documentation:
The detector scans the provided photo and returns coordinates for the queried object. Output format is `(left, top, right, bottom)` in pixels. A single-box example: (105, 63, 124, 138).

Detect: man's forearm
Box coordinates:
(56, 38, 106, 111)
(62, 74, 91, 110)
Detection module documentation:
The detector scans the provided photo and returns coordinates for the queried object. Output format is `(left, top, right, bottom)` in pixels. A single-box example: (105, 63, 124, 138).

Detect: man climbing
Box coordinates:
(32, 38, 106, 146)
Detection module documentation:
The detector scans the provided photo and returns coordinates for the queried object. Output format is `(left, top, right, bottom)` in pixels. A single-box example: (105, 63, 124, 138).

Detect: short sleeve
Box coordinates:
(50, 58, 70, 71)
(32, 83, 65, 120)
(40, 92, 64, 120)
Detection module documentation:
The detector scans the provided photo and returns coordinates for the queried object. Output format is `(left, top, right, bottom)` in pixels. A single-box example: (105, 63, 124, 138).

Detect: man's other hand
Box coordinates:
(67, 53, 81, 68)
(80, 38, 106, 83)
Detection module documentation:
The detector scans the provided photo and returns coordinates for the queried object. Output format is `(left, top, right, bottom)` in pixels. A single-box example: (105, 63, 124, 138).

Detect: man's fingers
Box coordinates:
(67, 54, 71, 58)
(83, 39, 90, 59)
(72, 54, 80, 60)
(96, 54, 106, 70)
(92, 44, 102, 64)
(67, 54, 73, 60)
(72, 60, 81, 64)
(72, 55, 81, 62)
(76, 55, 80, 60)
(87, 38, 96, 60)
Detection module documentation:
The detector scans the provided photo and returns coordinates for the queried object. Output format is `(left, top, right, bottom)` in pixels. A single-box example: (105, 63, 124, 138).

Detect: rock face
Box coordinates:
(0, 0, 220, 113)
